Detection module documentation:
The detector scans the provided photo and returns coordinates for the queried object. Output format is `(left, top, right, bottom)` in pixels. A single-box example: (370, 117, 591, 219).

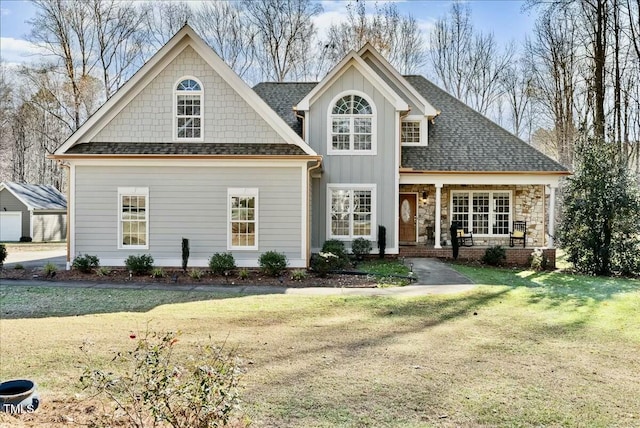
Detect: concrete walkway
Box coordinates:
(1, 258, 475, 297)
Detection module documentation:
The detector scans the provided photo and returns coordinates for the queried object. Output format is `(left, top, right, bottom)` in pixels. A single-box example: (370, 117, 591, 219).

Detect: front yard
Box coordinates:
(1, 266, 639, 427)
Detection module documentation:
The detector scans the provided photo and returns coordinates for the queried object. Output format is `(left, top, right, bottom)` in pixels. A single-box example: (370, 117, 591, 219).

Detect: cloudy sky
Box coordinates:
(0, 0, 536, 67)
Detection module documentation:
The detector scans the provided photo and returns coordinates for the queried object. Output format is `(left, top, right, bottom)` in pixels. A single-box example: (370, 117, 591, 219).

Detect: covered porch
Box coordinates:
(398, 172, 561, 267)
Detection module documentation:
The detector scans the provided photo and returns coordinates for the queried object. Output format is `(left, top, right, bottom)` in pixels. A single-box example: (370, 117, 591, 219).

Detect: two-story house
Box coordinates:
(52, 25, 568, 269)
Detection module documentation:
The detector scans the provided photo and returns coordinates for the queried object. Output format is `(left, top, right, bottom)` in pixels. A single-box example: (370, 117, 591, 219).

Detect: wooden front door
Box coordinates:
(399, 193, 417, 243)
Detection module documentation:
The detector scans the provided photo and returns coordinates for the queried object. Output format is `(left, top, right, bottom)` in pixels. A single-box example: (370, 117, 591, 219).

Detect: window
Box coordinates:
(118, 188, 149, 249)
(451, 190, 511, 236)
(228, 188, 258, 250)
(328, 185, 376, 239)
(175, 77, 202, 140)
(328, 93, 375, 154)
(401, 121, 421, 144)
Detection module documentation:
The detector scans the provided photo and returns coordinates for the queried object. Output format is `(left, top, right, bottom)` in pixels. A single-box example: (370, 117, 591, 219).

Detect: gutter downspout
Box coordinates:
(57, 160, 71, 270)
(306, 158, 323, 265)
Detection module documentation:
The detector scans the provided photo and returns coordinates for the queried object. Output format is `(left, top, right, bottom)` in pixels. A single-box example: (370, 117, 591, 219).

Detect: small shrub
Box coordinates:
(209, 252, 236, 275)
(310, 252, 340, 277)
(72, 254, 100, 273)
(291, 269, 308, 281)
(124, 254, 154, 276)
(188, 269, 203, 280)
(14, 263, 24, 270)
(530, 249, 550, 271)
(482, 246, 506, 266)
(43, 262, 58, 276)
(0, 244, 6, 267)
(351, 238, 372, 260)
(259, 251, 288, 277)
(151, 267, 165, 278)
(181, 238, 189, 271)
(19, 236, 32, 242)
(80, 331, 244, 428)
(321, 239, 349, 269)
(238, 268, 250, 280)
(378, 225, 387, 259)
(96, 267, 110, 277)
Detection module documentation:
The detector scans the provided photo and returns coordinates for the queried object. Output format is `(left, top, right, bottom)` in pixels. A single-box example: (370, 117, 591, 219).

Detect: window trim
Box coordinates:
(326, 183, 377, 241)
(173, 76, 204, 142)
(117, 187, 149, 250)
(227, 188, 259, 251)
(400, 115, 427, 146)
(327, 91, 377, 155)
(450, 190, 513, 236)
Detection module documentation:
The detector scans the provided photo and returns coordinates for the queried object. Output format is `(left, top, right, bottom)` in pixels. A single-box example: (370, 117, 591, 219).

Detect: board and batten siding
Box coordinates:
(307, 65, 398, 252)
(73, 165, 304, 267)
(91, 45, 283, 144)
(0, 189, 30, 238)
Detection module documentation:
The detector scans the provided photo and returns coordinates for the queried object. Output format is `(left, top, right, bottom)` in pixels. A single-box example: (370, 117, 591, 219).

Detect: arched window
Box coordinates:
(328, 93, 375, 154)
(175, 77, 203, 140)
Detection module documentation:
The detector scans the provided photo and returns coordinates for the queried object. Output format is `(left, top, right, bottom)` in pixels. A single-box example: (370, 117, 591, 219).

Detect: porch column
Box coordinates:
(434, 183, 443, 249)
(547, 185, 557, 248)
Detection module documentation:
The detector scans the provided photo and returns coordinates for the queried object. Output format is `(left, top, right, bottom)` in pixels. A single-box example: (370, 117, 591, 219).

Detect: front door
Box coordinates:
(399, 193, 417, 244)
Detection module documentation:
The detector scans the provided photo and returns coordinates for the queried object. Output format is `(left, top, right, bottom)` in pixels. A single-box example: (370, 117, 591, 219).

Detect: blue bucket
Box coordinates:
(0, 379, 40, 414)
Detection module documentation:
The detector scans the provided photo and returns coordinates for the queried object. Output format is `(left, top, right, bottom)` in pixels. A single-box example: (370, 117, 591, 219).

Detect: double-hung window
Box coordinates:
(175, 77, 202, 140)
(329, 93, 375, 154)
(118, 188, 149, 249)
(328, 184, 376, 240)
(451, 190, 511, 236)
(228, 188, 258, 250)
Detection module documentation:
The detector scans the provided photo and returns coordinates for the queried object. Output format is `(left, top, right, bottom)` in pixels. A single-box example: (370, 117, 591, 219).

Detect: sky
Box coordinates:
(0, 0, 537, 67)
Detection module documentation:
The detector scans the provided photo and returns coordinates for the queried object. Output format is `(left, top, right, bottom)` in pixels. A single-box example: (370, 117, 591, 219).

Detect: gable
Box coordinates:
(0, 182, 67, 210)
(91, 46, 284, 145)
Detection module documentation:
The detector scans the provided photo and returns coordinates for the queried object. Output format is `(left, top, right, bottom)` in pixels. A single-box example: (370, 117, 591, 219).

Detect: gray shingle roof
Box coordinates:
(1, 181, 66, 210)
(253, 82, 317, 136)
(403, 76, 568, 172)
(254, 77, 569, 173)
(65, 142, 309, 156)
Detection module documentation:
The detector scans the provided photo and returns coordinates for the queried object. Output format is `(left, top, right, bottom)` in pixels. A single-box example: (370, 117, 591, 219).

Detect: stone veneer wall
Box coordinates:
(399, 184, 547, 248)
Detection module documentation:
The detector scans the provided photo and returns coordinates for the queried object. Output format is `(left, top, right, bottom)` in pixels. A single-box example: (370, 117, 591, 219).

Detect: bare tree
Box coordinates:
(500, 58, 534, 139)
(244, 0, 321, 81)
(192, 2, 256, 79)
(428, 3, 514, 116)
(323, 1, 426, 75)
(139, 1, 193, 56)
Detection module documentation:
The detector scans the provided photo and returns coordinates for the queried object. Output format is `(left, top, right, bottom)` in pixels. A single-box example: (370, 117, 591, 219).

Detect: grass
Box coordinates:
(1, 267, 639, 427)
(357, 259, 411, 276)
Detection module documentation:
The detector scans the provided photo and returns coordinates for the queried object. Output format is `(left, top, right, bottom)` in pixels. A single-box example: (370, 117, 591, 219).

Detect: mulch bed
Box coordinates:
(0, 266, 378, 288)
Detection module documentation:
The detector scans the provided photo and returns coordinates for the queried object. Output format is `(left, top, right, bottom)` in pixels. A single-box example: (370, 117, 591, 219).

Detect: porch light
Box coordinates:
(421, 191, 428, 202)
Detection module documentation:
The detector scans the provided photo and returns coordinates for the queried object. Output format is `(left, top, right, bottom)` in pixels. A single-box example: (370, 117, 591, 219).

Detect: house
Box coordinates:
(0, 181, 67, 242)
(51, 25, 569, 269)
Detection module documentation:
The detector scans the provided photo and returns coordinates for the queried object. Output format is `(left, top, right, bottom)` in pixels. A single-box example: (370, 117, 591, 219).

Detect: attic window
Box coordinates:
(175, 77, 203, 140)
(401, 121, 420, 144)
(328, 92, 376, 155)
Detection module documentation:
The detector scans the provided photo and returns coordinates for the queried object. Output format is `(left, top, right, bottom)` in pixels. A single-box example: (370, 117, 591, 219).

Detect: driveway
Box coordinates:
(2, 243, 67, 268)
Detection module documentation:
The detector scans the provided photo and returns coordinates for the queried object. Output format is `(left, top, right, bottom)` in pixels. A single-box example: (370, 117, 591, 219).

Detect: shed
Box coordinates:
(0, 181, 67, 242)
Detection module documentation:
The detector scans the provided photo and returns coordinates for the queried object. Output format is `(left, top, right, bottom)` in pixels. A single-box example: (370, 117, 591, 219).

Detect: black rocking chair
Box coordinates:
(509, 221, 527, 248)
(457, 228, 474, 247)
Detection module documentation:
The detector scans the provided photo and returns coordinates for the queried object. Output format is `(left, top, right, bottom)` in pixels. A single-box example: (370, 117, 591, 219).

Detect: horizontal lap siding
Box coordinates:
(33, 213, 67, 242)
(74, 165, 303, 266)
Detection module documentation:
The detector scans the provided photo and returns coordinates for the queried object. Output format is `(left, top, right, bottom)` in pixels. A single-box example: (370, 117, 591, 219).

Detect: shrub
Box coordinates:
(291, 269, 308, 281)
(0, 244, 6, 268)
(80, 331, 244, 428)
(19, 236, 32, 242)
(378, 225, 387, 259)
(351, 238, 372, 260)
(72, 254, 100, 273)
(310, 252, 340, 277)
(181, 238, 189, 271)
(321, 239, 349, 269)
(259, 251, 288, 277)
(124, 254, 154, 276)
(530, 249, 550, 271)
(96, 267, 110, 277)
(188, 269, 203, 280)
(482, 246, 506, 266)
(238, 268, 250, 280)
(209, 252, 236, 275)
(14, 263, 24, 270)
(43, 262, 58, 276)
(151, 267, 165, 278)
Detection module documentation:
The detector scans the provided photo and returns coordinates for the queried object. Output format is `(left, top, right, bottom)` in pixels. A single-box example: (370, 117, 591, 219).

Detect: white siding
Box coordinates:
(74, 165, 304, 267)
(33, 212, 67, 242)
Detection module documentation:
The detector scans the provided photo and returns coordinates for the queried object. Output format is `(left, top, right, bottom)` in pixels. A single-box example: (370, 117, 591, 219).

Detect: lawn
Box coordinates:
(1, 266, 639, 427)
